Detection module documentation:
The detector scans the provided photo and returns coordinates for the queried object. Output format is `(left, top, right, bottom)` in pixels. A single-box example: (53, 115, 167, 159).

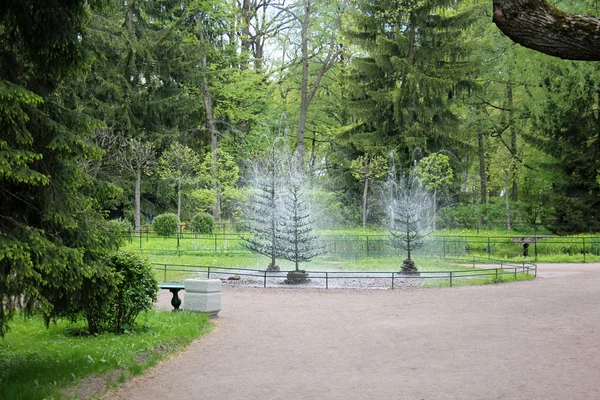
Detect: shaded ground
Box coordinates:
(104, 263, 600, 399)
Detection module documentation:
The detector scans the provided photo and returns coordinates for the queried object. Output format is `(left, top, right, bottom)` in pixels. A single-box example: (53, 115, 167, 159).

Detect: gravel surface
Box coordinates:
(104, 263, 600, 400)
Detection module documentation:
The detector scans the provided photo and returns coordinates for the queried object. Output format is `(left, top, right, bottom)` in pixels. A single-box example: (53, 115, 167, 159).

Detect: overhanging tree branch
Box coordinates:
(492, 0, 600, 61)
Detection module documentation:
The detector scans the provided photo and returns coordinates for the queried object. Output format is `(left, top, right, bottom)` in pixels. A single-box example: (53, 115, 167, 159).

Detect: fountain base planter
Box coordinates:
(266, 263, 280, 272)
(285, 270, 309, 284)
(400, 259, 420, 276)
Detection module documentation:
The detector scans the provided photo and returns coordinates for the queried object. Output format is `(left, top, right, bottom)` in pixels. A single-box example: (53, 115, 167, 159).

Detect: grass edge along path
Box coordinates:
(0, 310, 212, 400)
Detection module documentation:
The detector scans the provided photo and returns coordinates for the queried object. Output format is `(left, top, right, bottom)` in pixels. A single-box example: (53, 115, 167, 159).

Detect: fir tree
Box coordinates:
(387, 172, 436, 272)
(0, 0, 122, 336)
(241, 146, 286, 271)
(277, 161, 323, 282)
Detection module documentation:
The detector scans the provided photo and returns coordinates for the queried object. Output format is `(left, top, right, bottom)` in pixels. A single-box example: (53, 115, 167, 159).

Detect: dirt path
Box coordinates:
(105, 263, 600, 399)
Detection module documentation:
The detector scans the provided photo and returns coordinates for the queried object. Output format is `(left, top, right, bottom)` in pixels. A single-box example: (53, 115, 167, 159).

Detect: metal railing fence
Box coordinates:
(153, 259, 536, 289)
(127, 228, 600, 261)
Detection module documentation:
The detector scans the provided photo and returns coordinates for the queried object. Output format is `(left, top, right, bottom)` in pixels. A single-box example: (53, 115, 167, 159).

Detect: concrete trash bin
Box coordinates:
(184, 278, 221, 317)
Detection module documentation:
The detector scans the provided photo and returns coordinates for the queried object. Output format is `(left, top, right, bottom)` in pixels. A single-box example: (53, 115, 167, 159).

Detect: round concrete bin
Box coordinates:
(183, 278, 221, 317)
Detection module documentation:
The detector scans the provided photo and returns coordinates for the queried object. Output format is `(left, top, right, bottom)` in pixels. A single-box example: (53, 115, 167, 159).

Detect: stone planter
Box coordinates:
(285, 270, 309, 284)
(184, 278, 221, 317)
(400, 259, 420, 276)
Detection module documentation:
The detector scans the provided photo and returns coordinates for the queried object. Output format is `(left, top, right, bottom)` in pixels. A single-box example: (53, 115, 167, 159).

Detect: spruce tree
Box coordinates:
(277, 160, 323, 282)
(0, 0, 122, 336)
(241, 146, 286, 271)
(344, 0, 478, 165)
(387, 173, 436, 272)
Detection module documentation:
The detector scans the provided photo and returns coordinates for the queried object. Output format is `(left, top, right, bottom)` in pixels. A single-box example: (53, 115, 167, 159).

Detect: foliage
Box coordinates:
(156, 142, 201, 220)
(198, 148, 241, 221)
(240, 145, 286, 267)
(105, 251, 158, 333)
(0, 0, 122, 337)
(106, 218, 133, 238)
(153, 213, 180, 236)
(415, 153, 454, 192)
(278, 162, 324, 270)
(0, 311, 211, 400)
(191, 212, 215, 234)
(386, 173, 436, 260)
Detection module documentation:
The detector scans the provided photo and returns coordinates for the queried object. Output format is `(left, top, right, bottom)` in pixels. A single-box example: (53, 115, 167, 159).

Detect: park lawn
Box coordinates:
(0, 311, 211, 400)
(123, 229, 600, 264)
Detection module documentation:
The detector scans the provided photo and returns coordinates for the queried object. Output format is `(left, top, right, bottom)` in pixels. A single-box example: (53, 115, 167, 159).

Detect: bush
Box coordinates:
(106, 251, 158, 333)
(61, 252, 158, 334)
(153, 213, 179, 236)
(104, 218, 132, 245)
(191, 212, 215, 234)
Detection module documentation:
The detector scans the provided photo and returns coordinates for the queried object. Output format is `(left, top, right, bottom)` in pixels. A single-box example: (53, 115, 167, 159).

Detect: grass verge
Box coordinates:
(423, 272, 535, 288)
(0, 310, 211, 400)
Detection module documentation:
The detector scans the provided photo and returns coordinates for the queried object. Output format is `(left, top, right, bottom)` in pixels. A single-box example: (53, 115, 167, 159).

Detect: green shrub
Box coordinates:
(104, 218, 132, 246)
(191, 212, 215, 234)
(106, 251, 158, 333)
(153, 213, 179, 236)
(59, 252, 157, 334)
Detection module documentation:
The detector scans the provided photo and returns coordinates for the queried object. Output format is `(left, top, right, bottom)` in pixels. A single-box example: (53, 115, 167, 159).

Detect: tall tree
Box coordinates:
(118, 139, 155, 232)
(345, 0, 478, 168)
(0, 0, 121, 336)
(156, 142, 201, 221)
(350, 154, 387, 229)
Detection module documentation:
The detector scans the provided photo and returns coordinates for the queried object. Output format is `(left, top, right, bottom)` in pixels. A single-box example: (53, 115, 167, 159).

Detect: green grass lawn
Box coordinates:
(124, 228, 600, 263)
(0, 311, 211, 400)
(424, 272, 535, 288)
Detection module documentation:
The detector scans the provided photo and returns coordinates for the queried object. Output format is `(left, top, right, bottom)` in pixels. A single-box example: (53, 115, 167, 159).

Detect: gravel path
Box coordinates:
(105, 263, 600, 399)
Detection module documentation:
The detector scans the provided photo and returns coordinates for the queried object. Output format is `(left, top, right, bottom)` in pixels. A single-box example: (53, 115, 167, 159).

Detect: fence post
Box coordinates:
(449, 271, 453, 287)
(391, 272, 395, 289)
(214, 234, 218, 253)
(366, 235, 369, 255)
(264, 270, 267, 288)
(326, 272, 329, 289)
(495, 268, 498, 280)
(164, 264, 167, 282)
(146, 225, 149, 242)
(443, 238, 446, 258)
(207, 266, 211, 279)
(514, 267, 517, 279)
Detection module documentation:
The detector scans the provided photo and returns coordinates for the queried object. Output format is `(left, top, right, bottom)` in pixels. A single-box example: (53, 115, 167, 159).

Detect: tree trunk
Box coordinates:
(478, 132, 487, 227)
(197, 14, 220, 221)
(362, 177, 369, 229)
(432, 187, 437, 231)
(126, 1, 134, 33)
(406, 215, 412, 260)
(296, 0, 311, 165)
(492, 0, 600, 61)
(507, 82, 518, 202)
(177, 178, 182, 222)
(478, 132, 487, 205)
(135, 165, 142, 233)
(408, 13, 416, 65)
(240, 0, 252, 70)
(504, 170, 512, 231)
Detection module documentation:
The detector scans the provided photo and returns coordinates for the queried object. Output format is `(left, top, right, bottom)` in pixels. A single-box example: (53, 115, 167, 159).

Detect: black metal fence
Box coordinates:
(153, 260, 536, 289)
(128, 229, 600, 261)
